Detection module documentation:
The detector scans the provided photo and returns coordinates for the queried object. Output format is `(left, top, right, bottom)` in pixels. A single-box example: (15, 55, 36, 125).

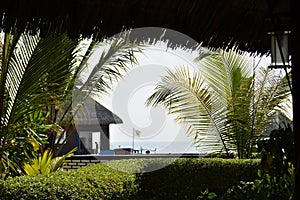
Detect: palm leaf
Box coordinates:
(251, 68, 292, 137)
(196, 49, 256, 157)
(0, 32, 39, 126)
(72, 37, 140, 116)
(77, 37, 139, 95)
(55, 37, 141, 154)
(147, 48, 291, 158)
(196, 49, 253, 102)
(0, 31, 22, 125)
(0, 31, 80, 128)
(9, 34, 79, 125)
(147, 67, 229, 153)
(1, 31, 81, 174)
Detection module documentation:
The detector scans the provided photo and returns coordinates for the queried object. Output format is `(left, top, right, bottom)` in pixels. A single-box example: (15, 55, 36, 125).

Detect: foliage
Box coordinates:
(53, 36, 140, 155)
(22, 148, 77, 175)
(223, 172, 293, 200)
(0, 29, 80, 177)
(0, 162, 138, 200)
(0, 109, 52, 179)
(147, 49, 292, 158)
(0, 158, 260, 200)
(135, 158, 260, 200)
(0, 31, 79, 127)
(197, 188, 218, 200)
(258, 124, 294, 177)
(0, 28, 140, 177)
(220, 125, 294, 200)
(204, 151, 235, 158)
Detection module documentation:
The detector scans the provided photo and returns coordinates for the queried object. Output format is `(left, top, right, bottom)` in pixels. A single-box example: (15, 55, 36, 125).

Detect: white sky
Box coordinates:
(78, 38, 290, 153)
(97, 43, 201, 152)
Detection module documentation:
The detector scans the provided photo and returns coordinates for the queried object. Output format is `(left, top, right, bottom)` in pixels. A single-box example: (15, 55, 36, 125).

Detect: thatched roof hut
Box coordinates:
(65, 97, 123, 155)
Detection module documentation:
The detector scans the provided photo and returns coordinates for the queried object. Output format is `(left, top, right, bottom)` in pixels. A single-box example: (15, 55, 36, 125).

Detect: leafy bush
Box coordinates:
(222, 170, 294, 200)
(0, 162, 138, 200)
(136, 158, 260, 200)
(0, 158, 260, 200)
(219, 125, 295, 200)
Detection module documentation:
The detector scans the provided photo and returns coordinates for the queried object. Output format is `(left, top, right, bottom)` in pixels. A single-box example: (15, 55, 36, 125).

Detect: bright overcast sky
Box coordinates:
(78, 37, 284, 153)
(98, 43, 201, 153)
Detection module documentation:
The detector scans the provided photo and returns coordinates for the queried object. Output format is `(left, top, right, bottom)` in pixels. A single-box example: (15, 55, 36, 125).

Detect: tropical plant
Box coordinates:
(197, 188, 218, 199)
(223, 125, 294, 200)
(22, 148, 76, 175)
(47, 36, 140, 156)
(0, 29, 80, 177)
(0, 28, 140, 177)
(147, 49, 291, 158)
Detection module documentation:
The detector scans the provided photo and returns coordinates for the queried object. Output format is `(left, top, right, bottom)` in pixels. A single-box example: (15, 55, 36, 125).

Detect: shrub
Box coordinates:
(0, 158, 260, 200)
(0, 163, 138, 200)
(136, 158, 260, 200)
(219, 125, 295, 200)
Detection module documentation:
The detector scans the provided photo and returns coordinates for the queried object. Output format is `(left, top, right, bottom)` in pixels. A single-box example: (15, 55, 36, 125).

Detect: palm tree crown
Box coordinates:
(147, 49, 291, 158)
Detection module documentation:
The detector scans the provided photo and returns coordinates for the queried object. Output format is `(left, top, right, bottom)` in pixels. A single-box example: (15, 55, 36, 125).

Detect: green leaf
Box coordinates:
(208, 192, 217, 199)
(147, 48, 291, 158)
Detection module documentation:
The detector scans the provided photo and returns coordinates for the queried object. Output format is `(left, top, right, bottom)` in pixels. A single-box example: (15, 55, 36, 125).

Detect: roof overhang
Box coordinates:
(0, 0, 292, 55)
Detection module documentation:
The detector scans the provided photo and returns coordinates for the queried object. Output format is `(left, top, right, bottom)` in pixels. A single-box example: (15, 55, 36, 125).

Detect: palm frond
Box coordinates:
(55, 36, 141, 154)
(196, 49, 253, 102)
(147, 67, 228, 153)
(78, 37, 139, 94)
(0, 32, 39, 126)
(196, 49, 256, 157)
(72, 37, 140, 121)
(1, 33, 80, 127)
(251, 68, 292, 136)
(147, 48, 291, 158)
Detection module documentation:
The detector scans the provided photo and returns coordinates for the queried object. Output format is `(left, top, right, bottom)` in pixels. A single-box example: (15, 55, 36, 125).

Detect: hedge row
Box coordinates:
(0, 163, 137, 200)
(136, 158, 260, 200)
(0, 158, 260, 200)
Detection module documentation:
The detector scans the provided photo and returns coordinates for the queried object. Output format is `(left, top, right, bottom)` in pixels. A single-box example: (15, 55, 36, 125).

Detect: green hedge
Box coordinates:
(0, 158, 260, 200)
(0, 163, 137, 200)
(135, 158, 260, 200)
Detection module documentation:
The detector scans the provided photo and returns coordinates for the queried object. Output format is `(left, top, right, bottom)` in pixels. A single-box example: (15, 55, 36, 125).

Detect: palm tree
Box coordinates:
(0, 28, 140, 177)
(49, 37, 140, 156)
(0, 30, 80, 177)
(147, 49, 291, 158)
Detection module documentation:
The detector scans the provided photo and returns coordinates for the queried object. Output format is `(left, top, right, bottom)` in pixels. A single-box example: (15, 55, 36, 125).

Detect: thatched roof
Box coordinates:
(74, 97, 122, 126)
(0, 0, 292, 54)
(95, 102, 123, 125)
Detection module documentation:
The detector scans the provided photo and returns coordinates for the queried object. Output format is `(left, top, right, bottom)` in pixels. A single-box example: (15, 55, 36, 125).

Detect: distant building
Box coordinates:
(59, 97, 122, 155)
